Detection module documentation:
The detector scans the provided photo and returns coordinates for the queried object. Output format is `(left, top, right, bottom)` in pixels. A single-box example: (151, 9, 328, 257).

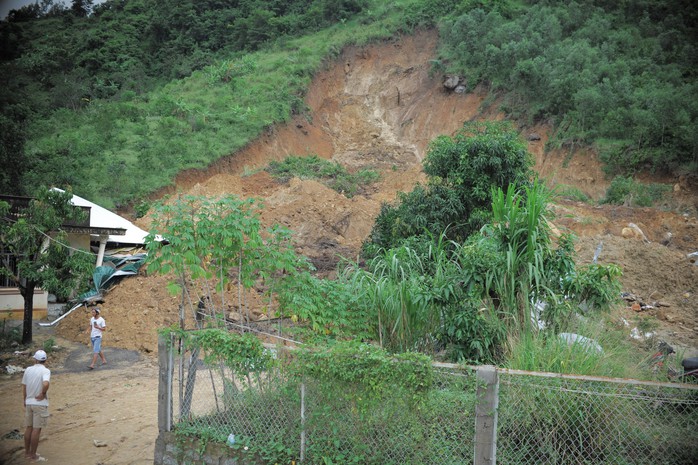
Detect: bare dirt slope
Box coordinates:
(2, 28, 698, 465)
(54, 29, 698, 357)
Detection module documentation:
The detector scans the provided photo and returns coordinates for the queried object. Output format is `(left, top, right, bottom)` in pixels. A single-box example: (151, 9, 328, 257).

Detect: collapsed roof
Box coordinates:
(53, 188, 151, 245)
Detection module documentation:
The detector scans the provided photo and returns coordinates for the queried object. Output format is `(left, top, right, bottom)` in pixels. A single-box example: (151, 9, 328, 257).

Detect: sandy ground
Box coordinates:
(0, 328, 158, 465)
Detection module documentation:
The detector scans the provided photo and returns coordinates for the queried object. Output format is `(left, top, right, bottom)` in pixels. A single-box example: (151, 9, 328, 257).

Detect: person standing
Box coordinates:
(87, 307, 107, 369)
(22, 349, 50, 462)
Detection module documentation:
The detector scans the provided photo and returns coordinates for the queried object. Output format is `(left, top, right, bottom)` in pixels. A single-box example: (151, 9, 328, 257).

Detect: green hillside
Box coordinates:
(1, 0, 696, 209)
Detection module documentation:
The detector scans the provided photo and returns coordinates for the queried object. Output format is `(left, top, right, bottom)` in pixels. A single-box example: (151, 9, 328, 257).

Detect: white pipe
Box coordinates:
(38, 302, 86, 327)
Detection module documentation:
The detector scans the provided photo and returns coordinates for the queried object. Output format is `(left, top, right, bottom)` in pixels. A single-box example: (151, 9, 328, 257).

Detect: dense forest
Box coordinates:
(1, 0, 696, 209)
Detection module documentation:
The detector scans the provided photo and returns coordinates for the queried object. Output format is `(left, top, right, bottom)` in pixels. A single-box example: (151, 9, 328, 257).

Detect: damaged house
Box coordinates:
(0, 190, 150, 320)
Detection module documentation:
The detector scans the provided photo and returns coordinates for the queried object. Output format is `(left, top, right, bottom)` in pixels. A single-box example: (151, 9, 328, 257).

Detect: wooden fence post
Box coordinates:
(474, 365, 499, 465)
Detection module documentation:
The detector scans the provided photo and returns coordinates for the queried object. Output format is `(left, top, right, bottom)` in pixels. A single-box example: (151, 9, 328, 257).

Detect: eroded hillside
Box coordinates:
(57, 30, 698, 357)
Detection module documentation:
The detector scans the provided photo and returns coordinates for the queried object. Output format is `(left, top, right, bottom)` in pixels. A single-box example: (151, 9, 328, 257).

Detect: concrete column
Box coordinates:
(474, 365, 499, 465)
(95, 234, 108, 267)
(158, 333, 173, 432)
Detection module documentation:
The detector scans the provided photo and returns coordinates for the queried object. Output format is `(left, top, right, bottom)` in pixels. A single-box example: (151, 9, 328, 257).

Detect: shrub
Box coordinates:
(603, 176, 671, 207)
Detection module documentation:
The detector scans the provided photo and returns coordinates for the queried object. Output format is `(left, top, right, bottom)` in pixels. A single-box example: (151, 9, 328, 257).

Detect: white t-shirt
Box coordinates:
(22, 364, 51, 407)
(90, 316, 106, 338)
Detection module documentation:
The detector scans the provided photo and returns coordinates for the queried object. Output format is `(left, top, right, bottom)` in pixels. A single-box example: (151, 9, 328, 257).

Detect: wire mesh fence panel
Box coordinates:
(497, 373, 698, 465)
(172, 346, 302, 455)
(301, 365, 477, 465)
(169, 342, 478, 464)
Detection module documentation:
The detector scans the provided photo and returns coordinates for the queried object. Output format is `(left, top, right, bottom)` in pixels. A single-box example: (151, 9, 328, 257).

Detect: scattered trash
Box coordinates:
(93, 439, 107, 447)
(2, 429, 22, 440)
(5, 365, 25, 375)
(531, 300, 547, 330)
(687, 251, 698, 265)
(592, 241, 603, 263)
(630, 327, 655, 341)
(227, 433, 235, 446)
(559, 333, 603, 354)
(681, 357, 698, 379)
(622, 292, 667, 312)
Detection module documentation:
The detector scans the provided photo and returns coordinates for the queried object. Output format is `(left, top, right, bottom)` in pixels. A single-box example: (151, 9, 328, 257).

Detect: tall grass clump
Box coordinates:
(506, 324, 643, 379)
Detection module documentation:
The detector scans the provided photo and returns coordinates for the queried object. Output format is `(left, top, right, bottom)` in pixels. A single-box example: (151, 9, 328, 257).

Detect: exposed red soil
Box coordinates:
(53, 29, 698, 357)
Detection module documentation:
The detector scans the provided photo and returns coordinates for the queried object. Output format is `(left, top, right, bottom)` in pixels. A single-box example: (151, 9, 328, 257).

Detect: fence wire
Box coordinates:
(497, 373, 698, 465)
(167, 342, 698, 465)
(171, 346, 477, 464)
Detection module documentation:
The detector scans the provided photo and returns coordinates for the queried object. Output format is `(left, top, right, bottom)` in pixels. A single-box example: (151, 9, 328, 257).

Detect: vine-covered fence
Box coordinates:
(155, 333, 698, 465)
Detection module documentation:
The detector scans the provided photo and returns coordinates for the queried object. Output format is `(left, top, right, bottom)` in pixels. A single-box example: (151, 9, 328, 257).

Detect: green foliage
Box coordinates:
(42, 337, 56, 353)
(171, 327, 274, 378)
(204, 55, 258, 85)
(562, 263, 622, 313)
(485, 181, 555, 332)
(440, 293, 504, 362)
(555, 184, 592, 203)
(438, 1, 698, 174)
(276, 270, 370, 340)
(173, 422, 227, 459)
(0, 321, 22, 350)
(366, 121, 533, 254)
(507, 330, 619, 377)
(133, 200, 150, 219)
(266, 154, 380, 197)
(1, 0, 379, 208)
(171, 333, 477, 464)
(0, 187, 94, 343)
(602, 175, 671, 207)
(293, 341, 434, 400)
(145, 194, 309, 328)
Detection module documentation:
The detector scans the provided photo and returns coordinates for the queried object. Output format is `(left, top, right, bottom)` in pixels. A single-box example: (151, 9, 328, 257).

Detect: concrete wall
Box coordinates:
(0, 288, 48, 320)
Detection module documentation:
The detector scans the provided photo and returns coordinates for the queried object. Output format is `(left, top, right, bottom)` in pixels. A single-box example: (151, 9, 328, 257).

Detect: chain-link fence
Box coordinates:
(497, 370, 698, 465)
(158, 335, 698, 465)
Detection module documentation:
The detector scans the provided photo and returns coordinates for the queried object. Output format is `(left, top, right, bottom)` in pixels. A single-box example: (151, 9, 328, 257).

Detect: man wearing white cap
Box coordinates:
(22, 349, 51, 462)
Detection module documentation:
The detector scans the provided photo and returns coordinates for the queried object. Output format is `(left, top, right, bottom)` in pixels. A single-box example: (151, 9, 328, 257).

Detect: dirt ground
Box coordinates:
(0, 328, 158, 465)
(1, 29, 697, 465)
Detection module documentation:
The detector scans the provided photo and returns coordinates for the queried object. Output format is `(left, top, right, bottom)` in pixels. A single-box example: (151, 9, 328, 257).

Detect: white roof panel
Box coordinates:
(54, 189, 151, 245)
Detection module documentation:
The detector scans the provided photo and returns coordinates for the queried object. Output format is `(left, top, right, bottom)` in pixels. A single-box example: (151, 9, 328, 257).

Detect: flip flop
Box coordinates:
(87, 366, 94, 370)
(32, 456, 48, 462)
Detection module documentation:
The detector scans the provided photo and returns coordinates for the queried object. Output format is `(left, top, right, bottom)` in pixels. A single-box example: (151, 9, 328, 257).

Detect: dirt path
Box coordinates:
(0, 329, 158, 465)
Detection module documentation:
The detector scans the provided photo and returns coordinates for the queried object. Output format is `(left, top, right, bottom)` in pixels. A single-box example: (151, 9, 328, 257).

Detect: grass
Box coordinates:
(265, 155, 380, 197)
(505, 314, 653, 380)
(24, 1, 424, 209)
(555, 184, 593, 203)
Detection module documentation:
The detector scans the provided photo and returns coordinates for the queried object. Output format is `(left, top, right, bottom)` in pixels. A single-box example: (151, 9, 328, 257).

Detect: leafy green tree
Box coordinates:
(71, 0, 93, 18)
(0, 187, 94, 343)
(366, 121, 532, 254)
(144, 194, 308, 329)
(144, 194, 309, 417)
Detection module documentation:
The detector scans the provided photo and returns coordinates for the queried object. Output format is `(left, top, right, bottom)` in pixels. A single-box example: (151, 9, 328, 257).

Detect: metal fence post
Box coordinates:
(474, 365, 499, 465)
(300, 382, 306, 462)
(157, 333, 174, 432)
